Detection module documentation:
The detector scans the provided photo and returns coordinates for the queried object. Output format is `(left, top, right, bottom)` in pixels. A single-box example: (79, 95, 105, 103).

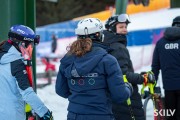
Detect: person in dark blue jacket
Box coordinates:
(152, 16, 180, 120)
(55, 18, 133, 120)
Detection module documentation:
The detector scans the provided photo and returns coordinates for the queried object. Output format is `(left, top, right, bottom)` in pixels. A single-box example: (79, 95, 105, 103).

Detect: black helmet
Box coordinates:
(172, 16, 180, 27)
(105, 15, 118, 31)
(105, 14, 131, 32)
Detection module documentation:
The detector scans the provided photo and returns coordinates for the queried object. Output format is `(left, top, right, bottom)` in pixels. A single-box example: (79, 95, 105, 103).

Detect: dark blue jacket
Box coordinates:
(103, 30, 145, 120)
(55, 43, 131, 115)
(152, 27, 180, 90)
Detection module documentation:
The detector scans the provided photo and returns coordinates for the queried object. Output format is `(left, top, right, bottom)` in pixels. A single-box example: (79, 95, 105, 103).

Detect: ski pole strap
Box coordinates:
(127, 98, 131, 105)
(123, 75, 135, 120)
(141, 71, 156, 96)
(123, 75, 131, 105)
(141, 84, 146, 97)
(148, 83, 155, 94)
(141, 82, 156, 97)
(123, 75, 128, 83)
(25, 104, 32, 112)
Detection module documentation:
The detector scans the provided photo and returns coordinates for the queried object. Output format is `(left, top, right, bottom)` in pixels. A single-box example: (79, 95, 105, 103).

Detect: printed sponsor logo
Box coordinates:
(78, 79, 84, 85)
(88, 78, 95, 85)
(71, 69, 80, 77)
(154, 109, 176, 117)
(82, 73, 98, 77)
(24, 37, 34, 41)
(71, 79, 75, 85)
(17, 29, 25, 34)
(23, 70, 27, 74)
(165, 43, 179, 49)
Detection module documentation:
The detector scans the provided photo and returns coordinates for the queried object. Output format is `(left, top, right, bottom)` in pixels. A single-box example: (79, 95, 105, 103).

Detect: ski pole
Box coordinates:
(141, 73, 157, 120)
(123, 75, 135, 120)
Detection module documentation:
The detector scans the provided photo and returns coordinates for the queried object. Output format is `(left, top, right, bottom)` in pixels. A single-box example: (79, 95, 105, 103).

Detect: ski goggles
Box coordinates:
(117, 14, 131, 23)
(34, 35, 40, 45)
(18, 35, 40, 60)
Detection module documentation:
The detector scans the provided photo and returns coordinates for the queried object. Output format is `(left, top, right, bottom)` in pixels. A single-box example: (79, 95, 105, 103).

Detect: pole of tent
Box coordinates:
(115, 0, 128, 15)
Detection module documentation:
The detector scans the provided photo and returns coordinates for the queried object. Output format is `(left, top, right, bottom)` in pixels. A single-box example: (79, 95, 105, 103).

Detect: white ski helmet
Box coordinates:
(75, 18, 104, 41)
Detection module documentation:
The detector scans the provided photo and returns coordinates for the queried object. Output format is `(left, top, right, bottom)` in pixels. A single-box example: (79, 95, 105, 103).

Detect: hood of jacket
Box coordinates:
(103, 30, 127, 46)
(0, 41, 23, 64)
(164, 27, 180, 41)
(60, 44, 108, 78)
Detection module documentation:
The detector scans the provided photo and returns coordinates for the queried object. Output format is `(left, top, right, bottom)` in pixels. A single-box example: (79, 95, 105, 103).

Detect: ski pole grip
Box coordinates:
(123, 75, 128, 83)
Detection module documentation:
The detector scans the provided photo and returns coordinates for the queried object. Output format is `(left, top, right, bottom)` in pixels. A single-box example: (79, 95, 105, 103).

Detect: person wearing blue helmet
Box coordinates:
(0, 25, 53, 120)
(55, 18, 133, 120)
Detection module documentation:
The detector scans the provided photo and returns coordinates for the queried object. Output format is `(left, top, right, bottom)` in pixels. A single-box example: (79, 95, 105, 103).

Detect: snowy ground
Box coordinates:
(37, 80, 68, 120)
(37, 65, 164, 120)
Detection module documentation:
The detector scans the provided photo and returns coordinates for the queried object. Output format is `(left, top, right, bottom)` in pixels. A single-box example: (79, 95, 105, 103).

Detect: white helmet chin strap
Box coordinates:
(101, 34, 104, 42)
(84, 27, 89, 35)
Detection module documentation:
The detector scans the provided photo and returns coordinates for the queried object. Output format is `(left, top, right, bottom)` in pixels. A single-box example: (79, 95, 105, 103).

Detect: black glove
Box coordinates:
(141, 71, 156, 85)
(125, 82, 133, 96)
(41, 110, 53, 120)
(141, 90, 150, 99)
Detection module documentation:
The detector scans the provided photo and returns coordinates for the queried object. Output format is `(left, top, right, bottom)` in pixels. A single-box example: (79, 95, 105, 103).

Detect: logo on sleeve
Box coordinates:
(23, 70, 27, 74)
(165, 43, 179, 49)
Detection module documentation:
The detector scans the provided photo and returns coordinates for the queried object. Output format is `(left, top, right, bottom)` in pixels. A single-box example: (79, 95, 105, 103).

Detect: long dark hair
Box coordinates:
(68, 38, 92, 57)
(0, 40, 6, 50)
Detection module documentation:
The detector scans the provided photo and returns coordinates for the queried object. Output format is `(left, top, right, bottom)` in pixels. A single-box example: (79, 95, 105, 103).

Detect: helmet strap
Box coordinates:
(7, 39, 13, 44)
(108, 22, 117, 33)
(13, 42, 21, 53)
(173, 23, 180, 27)
(8, 38, 23, 53)
(78, 32, 103, 42)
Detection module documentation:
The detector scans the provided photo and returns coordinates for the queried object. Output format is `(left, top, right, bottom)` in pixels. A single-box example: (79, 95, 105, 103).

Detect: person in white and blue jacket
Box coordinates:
(55, 18, 133, 120)
(152, 16, 180, 120)
(0, 25, 53, 120)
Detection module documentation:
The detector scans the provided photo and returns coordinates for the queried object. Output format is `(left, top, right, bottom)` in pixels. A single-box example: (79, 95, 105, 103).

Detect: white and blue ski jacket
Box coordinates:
(0, 41, 48, 120)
